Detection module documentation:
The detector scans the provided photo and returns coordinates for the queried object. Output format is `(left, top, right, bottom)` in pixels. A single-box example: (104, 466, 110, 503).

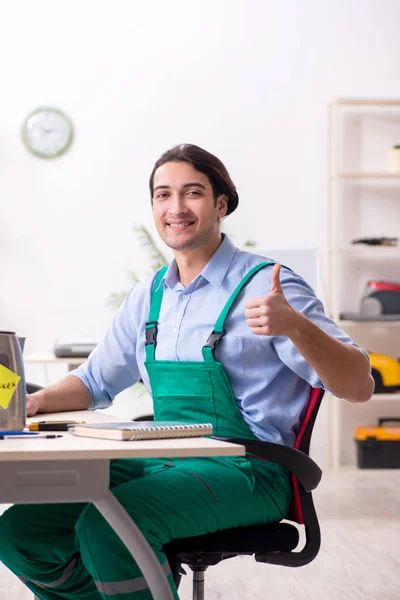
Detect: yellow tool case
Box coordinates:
(354, 418, 400, 468)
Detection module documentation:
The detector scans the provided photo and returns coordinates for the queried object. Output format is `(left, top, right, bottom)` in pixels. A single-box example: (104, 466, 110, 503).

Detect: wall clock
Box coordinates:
(22, 107, 73, 159)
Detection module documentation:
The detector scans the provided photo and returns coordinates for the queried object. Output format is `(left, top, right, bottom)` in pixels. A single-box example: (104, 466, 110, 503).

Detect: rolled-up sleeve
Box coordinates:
(70, 287, 141, 410)
(271, 270, 369, 391)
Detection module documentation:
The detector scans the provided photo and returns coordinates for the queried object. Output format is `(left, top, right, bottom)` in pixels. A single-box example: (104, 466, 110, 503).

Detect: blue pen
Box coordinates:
(0, 431, 39, 436)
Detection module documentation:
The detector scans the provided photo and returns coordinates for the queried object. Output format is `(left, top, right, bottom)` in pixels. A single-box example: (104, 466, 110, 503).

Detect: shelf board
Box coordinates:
(337, 319, 400, 327)
(333, 247, 400, 258)
(334, 98, 400, 106)
(334, 173, 400, 179)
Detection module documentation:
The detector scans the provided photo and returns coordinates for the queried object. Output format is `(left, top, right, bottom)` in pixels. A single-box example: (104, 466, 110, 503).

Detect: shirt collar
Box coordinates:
(157, 234, 238, 291)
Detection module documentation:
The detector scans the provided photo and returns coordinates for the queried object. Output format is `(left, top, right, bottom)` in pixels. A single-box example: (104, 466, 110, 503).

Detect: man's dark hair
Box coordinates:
(149, 144, 239, 215)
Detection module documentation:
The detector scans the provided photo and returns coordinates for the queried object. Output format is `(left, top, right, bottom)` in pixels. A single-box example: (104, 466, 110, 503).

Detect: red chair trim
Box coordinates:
(288, 387, 323, 524)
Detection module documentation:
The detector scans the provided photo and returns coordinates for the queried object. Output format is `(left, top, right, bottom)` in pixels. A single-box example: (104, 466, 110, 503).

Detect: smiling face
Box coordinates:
(152, 161, 228, 253)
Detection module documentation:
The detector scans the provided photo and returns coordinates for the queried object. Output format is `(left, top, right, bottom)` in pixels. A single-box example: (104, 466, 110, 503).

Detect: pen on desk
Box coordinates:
(28, 422, 86, 431)
(0, 431, 39, 436)
(0, 434, 63, 440)
(36, 421, 86, 424)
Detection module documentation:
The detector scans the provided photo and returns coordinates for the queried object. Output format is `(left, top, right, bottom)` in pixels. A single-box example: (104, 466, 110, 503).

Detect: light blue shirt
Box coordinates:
(72, 235, 365, 447)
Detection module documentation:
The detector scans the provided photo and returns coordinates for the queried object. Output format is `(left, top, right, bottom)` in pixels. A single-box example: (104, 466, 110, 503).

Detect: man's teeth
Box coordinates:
(168, 223, 192, 228)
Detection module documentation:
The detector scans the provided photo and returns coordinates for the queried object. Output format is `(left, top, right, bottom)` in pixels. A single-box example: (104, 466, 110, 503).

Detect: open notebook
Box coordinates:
(70, 421, 213, 441)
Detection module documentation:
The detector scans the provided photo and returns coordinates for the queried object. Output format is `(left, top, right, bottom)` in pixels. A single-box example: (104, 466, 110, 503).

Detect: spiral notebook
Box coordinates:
(70, 421, 213, 441)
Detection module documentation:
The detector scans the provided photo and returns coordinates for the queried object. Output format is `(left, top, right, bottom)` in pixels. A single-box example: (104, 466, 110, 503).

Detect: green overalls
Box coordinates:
(0, 263, 292, 600)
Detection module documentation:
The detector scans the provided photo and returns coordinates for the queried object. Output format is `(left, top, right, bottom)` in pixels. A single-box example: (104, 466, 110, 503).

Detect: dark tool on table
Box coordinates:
(28, 420, 86, 431)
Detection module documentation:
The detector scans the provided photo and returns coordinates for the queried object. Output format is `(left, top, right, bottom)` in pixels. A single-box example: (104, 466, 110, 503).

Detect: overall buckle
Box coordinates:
(205, 329, 226, 349)
(145, 321, 158, 345)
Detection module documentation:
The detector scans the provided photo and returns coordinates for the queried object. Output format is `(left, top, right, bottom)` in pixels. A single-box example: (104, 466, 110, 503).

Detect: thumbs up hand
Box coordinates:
(245, 264, 299, 337)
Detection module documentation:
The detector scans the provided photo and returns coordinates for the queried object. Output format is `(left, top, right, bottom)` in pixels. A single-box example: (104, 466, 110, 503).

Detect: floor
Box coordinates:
(0, 468, 398, 600)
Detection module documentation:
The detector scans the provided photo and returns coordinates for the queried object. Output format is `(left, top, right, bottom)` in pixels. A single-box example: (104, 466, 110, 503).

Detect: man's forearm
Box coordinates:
(287, 312, 374, 403)
(29, 375, 93, 414)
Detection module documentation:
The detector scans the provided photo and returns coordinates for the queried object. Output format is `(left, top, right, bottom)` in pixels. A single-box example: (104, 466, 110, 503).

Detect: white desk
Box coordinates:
(0, 410, 244, 600)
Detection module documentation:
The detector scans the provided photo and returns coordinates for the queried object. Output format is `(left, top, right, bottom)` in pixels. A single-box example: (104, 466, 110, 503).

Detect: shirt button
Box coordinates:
(173, 328, 177, 333)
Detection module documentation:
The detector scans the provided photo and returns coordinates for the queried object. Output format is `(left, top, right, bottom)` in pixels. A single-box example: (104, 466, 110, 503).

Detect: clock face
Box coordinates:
(22, 107, 73, 159)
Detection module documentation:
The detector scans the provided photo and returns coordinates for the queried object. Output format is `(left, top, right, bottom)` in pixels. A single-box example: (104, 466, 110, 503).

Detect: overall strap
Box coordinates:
(145, 266, 168, 361)
(202, 262, 276, 362)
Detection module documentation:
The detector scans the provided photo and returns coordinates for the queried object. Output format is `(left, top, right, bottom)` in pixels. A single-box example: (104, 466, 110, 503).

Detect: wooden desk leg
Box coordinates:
(94, 491, 174, 600)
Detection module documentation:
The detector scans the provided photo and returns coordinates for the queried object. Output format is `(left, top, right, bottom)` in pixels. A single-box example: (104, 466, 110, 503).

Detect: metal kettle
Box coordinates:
(0, 331, 26, 431)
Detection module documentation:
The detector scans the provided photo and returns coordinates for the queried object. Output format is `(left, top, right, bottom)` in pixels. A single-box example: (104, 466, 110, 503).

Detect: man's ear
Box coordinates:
(217, 194, 228, 219)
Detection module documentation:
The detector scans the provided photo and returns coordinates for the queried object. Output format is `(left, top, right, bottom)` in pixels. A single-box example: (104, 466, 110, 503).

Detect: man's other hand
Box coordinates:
(26, 394, 40, 417)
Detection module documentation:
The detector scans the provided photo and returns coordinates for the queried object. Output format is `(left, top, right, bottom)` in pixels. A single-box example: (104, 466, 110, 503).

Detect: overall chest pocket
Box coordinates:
(151, 366, 216, 423)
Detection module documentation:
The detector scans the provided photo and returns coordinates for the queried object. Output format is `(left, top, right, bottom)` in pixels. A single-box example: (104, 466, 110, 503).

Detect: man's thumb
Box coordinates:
(270, 263, 283, 293)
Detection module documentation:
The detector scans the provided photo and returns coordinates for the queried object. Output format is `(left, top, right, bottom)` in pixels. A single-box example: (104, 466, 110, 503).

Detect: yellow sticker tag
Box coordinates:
(0, 364, 21, 410)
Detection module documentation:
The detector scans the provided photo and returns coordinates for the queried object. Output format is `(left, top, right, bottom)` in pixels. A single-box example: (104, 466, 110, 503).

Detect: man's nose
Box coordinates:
(169, 194, 187, 214)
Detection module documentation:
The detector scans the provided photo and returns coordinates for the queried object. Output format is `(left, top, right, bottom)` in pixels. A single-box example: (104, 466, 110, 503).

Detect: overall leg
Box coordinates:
(0, 502, 98, 600)
(75, 456, 292, 600)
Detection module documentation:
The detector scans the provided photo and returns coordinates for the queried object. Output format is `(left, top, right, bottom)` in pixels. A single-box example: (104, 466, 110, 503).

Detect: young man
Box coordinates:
(0, 144, 374, 600)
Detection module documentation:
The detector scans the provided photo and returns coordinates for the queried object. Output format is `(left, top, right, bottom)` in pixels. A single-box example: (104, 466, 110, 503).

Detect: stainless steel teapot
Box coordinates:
(0, 331, 26, 431)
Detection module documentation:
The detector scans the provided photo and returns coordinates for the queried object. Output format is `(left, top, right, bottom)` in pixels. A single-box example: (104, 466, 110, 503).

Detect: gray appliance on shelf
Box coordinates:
(54, 339, 98, 358)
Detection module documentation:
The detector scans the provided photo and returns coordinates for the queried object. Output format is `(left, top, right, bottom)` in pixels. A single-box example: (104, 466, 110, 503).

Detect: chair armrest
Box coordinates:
(212, 437, 322, 493)
(26, 382, 44, 394)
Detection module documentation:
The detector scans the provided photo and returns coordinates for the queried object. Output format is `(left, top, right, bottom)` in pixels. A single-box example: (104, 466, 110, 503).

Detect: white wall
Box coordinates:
(1, 2, 399, 460)
(1, 0, 399, 353)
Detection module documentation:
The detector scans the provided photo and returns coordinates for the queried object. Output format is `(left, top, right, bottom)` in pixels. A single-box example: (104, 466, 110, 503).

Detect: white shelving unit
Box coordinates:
(327, 98, 400, 469)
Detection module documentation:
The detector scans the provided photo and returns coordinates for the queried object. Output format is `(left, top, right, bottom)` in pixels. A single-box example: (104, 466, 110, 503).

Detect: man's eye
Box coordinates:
(156, 193, 168, 199)
(187, 190, 201, 196)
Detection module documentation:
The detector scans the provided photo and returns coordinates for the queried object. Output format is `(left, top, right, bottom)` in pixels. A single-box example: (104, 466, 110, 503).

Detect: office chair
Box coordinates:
(27, 384, 325, 600)
(136, 387, 325, 600)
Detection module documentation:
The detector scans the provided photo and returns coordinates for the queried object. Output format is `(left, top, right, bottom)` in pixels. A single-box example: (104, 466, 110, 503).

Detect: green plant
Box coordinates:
(107, 224, 169, 310)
